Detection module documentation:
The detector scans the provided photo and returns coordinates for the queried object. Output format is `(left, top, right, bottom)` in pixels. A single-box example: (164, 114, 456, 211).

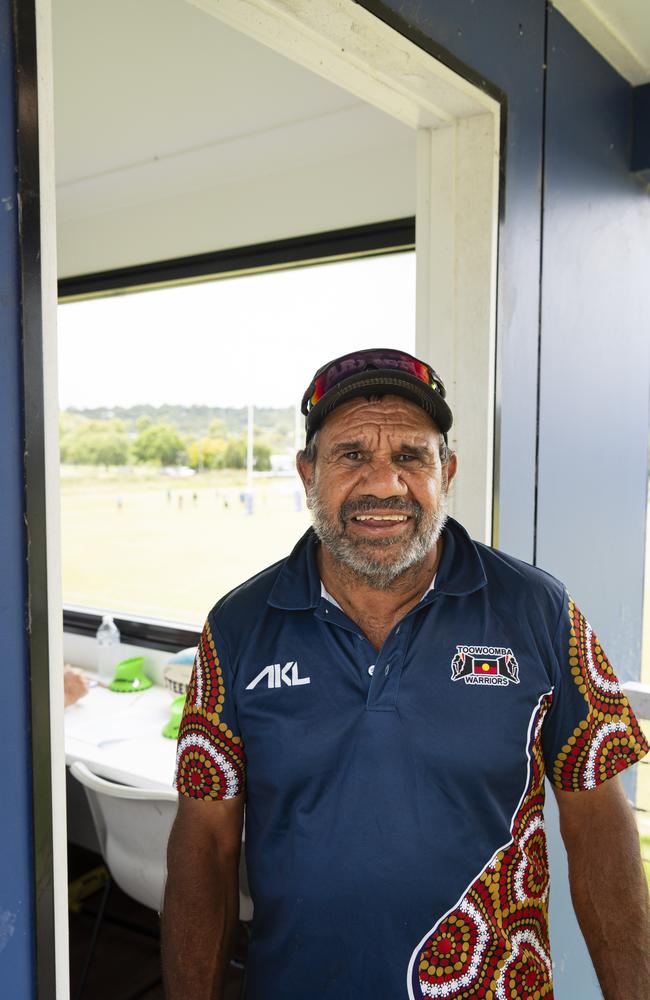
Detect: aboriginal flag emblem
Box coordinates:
(451, 645, 519, 686)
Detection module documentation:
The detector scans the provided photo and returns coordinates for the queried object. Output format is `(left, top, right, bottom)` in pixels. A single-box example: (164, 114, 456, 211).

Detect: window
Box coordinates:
(58, 248, 415, 627)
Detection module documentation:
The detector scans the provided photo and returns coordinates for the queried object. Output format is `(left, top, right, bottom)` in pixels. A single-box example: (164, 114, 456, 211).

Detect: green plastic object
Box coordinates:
(108, 656, 152, 693)
(162, 695, 186, 739)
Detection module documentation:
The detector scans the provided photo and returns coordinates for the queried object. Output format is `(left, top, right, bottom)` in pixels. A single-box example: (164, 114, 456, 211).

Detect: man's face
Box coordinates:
(297, 395, 457, 589)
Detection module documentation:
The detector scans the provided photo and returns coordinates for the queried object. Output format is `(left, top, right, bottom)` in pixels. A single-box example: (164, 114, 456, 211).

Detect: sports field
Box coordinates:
(60, 467, 311, 624)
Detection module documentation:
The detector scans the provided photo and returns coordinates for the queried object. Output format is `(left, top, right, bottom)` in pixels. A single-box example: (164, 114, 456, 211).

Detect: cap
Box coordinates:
(301, 347, 453, 443)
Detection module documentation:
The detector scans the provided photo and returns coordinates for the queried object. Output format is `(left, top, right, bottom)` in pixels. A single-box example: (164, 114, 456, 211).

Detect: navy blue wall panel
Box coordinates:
(360, 0, 547, 561)
(538, 19, 649, 991)
(0, 0, 35, 995)
(537, 10, 650, 680)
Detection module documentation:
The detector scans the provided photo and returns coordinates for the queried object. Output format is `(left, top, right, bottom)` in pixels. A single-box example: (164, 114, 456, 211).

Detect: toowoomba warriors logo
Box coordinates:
(451, 645, 519, 687)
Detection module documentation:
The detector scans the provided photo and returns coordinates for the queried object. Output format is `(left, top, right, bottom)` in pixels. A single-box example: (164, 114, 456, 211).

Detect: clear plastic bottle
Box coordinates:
(96, 614, 121, 686)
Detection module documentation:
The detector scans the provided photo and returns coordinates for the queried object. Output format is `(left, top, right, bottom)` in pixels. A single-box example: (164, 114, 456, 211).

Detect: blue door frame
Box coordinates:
(1, 0, 55, 996)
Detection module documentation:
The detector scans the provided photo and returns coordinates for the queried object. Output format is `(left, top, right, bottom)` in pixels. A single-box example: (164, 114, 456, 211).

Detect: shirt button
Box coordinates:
(368, 664, 375, 676)
(384, 664, 390, 676)
(395, 626, 401, 635)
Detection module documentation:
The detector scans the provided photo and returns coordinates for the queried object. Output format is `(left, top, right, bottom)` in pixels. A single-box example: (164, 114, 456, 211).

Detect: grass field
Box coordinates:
(60, 466, 311, 624)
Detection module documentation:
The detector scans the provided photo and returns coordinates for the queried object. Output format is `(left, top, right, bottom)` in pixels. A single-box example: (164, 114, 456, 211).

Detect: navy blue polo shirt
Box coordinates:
(175, 518, 648, 1000)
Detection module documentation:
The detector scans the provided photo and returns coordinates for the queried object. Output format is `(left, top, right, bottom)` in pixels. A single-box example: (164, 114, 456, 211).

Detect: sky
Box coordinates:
(57, 252, 416, 411)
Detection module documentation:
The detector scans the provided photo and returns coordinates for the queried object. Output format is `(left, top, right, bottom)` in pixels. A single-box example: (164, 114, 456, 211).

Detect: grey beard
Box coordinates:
(307, 486, 448, 590)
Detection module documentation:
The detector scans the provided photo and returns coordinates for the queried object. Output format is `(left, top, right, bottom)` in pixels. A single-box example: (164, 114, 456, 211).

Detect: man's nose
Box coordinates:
(359, 457, 408, 496)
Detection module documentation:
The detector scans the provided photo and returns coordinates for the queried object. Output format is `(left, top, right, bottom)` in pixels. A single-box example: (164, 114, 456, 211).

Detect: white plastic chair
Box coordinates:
(68, 762, 252, 999)
(69, 761, 178, 912)
(68, 762, 178, 1000)
(69, 760, 254, 917)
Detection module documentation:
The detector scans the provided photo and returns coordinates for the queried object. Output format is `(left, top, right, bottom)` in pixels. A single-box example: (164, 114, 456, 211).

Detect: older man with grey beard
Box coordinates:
(303, 399, 452, 593)
(163, 348, 649, 1000)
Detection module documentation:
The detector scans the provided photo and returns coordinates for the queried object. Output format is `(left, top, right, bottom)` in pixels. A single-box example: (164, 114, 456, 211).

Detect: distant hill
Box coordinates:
(64, 404, 298, 449)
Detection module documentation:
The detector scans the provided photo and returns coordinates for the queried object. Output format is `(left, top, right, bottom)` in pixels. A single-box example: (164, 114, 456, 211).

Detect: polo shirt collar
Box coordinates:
(267, 529, 322, 610)
(321, 575, 436, 608)
(433, 516, 488, 597)
(267, 517, 487, 612)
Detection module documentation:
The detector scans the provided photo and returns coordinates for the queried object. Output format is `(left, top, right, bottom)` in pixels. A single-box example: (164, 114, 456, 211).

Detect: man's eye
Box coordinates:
(344, 451, 363, 461)
(396, 453, 417, 463)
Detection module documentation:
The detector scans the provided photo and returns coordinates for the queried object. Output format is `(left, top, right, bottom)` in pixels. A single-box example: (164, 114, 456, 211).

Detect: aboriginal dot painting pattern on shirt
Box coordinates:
(552, 598, 649, 791)
(409, 693, 554, 1000)
(175, 620, 246, 800)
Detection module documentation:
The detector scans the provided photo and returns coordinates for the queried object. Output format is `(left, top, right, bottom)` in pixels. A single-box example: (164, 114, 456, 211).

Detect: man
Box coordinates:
(163, 348, 649, 999)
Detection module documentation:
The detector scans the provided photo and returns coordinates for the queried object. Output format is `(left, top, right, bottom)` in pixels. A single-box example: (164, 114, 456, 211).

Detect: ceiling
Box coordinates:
(554, 0, 650, 84)
(52, 0, 416, 277)
(52, 0, 650, 277)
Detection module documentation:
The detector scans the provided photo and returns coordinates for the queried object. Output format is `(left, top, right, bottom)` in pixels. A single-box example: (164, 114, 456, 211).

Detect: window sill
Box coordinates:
(63, 605, 200, 653)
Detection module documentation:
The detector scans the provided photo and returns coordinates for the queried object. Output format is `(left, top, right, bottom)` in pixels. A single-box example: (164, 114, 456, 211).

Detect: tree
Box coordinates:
(208, 418, 228, 438)
(187, 437, 226, 471)
(222, 438, 246, 470)
(60, 416, 130, 466)
(135, 415, 153, 432)
(132, 422, 185, 466)
(219, 437, 272, 471)
(253, 441, 272, 472)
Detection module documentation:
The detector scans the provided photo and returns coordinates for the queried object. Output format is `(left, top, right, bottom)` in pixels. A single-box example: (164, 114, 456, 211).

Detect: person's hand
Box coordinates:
(64, 665, 90, 708)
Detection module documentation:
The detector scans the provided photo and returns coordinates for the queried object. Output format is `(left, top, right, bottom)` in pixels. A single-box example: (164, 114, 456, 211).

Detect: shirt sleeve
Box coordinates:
(174, 612, 246, 800)
(542, 590, 649, 792)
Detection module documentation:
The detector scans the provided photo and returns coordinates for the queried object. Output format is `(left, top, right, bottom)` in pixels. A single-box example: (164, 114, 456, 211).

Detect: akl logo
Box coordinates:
(245, 661, 311, 690)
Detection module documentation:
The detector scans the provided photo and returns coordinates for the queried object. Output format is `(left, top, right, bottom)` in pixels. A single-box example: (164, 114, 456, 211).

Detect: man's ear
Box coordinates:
(443, 451, 458, 493)
(296, 452, 315, 507)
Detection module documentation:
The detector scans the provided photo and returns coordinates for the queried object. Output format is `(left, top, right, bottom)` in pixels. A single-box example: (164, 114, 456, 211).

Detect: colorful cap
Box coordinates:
(301, 348, 452, 443)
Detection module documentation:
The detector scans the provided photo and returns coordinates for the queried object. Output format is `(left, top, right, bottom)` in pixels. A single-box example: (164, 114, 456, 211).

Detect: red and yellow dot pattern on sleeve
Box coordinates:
(552, 598, 649, 791)
(408, 693, 555, 1000)
(174, 621, 246, 800)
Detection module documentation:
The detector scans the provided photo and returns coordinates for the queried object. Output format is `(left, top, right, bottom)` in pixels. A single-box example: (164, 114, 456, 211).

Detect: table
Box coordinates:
(65, 682, 179, 791)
